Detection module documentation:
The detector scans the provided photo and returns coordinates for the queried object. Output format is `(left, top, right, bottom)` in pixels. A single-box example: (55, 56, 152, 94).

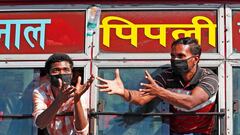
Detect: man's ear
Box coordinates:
(194, 55, 200, 64)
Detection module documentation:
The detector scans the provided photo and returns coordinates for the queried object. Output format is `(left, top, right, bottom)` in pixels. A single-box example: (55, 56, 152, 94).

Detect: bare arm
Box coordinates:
(96, 69, 155, 105)
(123, 89, 156, 105)
(143, 85, 208, 109)
(74, 98, 87, 131)
(140, 70, 209, 109)
(35, 96, 64, 128)
(74, 75, 94, 132)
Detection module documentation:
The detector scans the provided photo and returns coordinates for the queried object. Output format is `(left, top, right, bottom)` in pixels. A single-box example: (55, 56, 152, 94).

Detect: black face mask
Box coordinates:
(171, 56, 194, 75)
(50, 74, 72, 87)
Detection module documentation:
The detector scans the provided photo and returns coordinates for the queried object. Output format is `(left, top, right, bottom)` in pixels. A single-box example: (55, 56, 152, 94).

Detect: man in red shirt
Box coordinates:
(33, 53, 94, 135)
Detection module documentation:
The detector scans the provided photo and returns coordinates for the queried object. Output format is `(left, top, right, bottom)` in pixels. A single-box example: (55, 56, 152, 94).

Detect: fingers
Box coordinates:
(62, 85, 76, 94)
(140, 92, 150, 96)
(98, 87, 115, 95)
(140, 82, 151, 88)
(81, 76, 95, 94)
(96, 82, 114, 95)
(144, 70, 155, 84)
(108, 91, 116, 95)
(89, 75, 95, 82)
(58, 78, 71, 90)
(80, 84, 89, 95)
(139, 88, 150, 93)
(77, 76, 82, 85)
(58, 78, 63, 90)
(99, 88, 111, 92)
(96, 76, 108, 83)
(95, 84, 108, 88)
(96, 83, 115, 94)
(61, 86, 76, 99)
(85, 75, 95, 88)
(75, 76, 82, 89)
(115, 69, 120, 79)
(139, 89, 151, 96)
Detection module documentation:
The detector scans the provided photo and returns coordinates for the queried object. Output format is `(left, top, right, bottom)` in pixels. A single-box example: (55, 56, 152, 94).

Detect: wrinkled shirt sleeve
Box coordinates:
(75, 124, 89, 135)
(32, 88, 48, 127)
(74, 93, 89, 135)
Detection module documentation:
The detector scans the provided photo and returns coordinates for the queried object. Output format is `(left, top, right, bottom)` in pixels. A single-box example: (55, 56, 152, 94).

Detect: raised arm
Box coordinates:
(96, 69, 155, 105)
(74, 75, 94, 134)
(33, 79, 75, 129)
(140, 70, 217, 110)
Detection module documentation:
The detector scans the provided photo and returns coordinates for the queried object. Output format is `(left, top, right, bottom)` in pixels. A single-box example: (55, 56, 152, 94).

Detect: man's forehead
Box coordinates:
(51, 61, 71, 68)
(172, 44, 192, 54)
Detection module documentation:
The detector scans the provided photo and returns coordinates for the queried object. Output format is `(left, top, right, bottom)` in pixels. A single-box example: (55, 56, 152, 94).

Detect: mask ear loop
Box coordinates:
(191, 55, 200, 66)
(188, 55, 200, 72)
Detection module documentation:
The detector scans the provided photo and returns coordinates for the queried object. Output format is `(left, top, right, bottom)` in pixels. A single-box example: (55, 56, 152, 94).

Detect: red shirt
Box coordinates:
(32, 82, 89, 135)
(170, 103, 216, 134)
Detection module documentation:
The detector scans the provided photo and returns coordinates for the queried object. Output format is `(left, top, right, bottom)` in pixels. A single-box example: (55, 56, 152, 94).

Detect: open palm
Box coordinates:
(75, 75, 94, 98)
(96, 69, 125, 96)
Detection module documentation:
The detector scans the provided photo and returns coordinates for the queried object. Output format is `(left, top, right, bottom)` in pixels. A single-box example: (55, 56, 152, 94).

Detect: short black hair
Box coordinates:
(171, 37, 201, 56)
(45, 53, 73, 74)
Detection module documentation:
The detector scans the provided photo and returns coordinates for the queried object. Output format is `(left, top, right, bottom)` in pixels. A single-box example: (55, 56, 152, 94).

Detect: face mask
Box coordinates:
(171, 56, 194, 75)
(50, 74, 72, 87)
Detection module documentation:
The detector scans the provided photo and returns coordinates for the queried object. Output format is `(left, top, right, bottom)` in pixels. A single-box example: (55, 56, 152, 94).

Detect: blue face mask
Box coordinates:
(171, 56, 194, 75)
(50, 74, 72, 87)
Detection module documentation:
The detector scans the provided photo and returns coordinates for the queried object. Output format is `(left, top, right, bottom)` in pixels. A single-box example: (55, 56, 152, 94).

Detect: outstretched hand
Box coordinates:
(96, 69, 125, 96)
(57, 78, 76, 103)
(139, 70, 162, 96)
(75, 75, 95, 100)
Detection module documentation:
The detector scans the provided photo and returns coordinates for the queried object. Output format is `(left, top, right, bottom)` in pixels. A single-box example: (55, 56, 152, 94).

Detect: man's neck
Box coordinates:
(182, 66, 197, 83)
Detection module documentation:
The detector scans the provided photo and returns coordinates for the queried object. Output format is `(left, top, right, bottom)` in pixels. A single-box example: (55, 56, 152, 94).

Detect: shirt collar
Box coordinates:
(45, 83, 55, 100)
(188, 66, 203, 86)
(172, 66, 203, 87)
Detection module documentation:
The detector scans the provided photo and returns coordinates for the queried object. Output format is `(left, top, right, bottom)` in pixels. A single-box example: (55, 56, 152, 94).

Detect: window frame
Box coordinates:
(226, 4, 240, 59)
(226, 61, 240, 135)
